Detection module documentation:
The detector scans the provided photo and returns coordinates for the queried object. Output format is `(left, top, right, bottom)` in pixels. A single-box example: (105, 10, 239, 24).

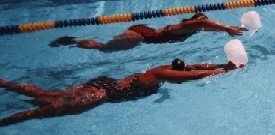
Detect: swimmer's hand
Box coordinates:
(227, 26, 248, 36)
(223, 61, 245, 71)
(224, 61, 237, 71)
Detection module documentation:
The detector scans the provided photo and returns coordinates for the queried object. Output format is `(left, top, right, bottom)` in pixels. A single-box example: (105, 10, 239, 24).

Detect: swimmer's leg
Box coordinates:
(103, 30, 144, 50)
(0, 105, 60, 126)
(76, 30, 144, 50)
(49, 35, 104, 49)
(0, 78, 46, 97)
(49, 30, 144, 51)
(75, 39, 105, 49)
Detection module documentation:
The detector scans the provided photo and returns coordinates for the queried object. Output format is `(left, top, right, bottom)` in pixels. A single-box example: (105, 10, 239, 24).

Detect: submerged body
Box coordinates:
(50, 13, 247, 51)
(0, 60, 239, 126)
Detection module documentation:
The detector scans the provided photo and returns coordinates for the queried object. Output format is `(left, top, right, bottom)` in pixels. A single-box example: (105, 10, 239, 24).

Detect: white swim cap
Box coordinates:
(241, 11, 262, 37)
(224, 39, 248, 67)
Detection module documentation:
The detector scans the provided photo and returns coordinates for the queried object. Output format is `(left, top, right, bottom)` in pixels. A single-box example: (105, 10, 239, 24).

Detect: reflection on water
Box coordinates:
(0, 0, 120, 11)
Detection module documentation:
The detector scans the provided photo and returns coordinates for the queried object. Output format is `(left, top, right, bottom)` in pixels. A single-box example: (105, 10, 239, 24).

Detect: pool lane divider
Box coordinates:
(0, 0, 274, 35)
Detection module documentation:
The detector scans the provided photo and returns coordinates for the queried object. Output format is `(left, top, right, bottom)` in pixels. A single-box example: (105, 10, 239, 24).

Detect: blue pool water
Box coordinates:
(0, 0, 275, 134)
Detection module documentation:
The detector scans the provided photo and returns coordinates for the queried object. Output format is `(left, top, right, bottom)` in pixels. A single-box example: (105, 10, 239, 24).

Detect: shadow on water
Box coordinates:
(153, 88, 171, 103)
(249, 45, 275, 63)
(9, 66, 88, 87)
(2, 53, 155, 83)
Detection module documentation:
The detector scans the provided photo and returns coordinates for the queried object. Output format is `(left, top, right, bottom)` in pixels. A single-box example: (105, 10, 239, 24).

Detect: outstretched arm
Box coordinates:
(185, 64, 227, 70)
(141, 61, 238, 82)
(165, 19, 247, 36)
(199, 19, 248, 36)
(184, 61, 239, 71)
(150, 62, 232, 71)
(154, 69, 225, 81)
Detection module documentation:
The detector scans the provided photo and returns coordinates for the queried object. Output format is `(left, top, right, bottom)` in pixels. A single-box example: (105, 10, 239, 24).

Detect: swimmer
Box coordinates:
(0, 59, 242, 126)
(50, 13, 247, 51)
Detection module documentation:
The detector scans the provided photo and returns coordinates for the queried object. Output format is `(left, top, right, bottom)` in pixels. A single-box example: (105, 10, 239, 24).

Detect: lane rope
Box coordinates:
(0, 0, 274, 35)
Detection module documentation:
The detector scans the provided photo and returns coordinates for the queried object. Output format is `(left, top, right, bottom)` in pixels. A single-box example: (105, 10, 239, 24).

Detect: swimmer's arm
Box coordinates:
(198, 19, 232, 31)
(185, 64, 227, 70)
(199, 20, 247, 36)
(154, 69, 225, 81)
(151, 64, 227, 70)
(163, 19, 231, 34)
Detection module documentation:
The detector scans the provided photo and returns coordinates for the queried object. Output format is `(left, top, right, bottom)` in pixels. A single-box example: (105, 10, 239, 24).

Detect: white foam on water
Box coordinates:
(95, 1, 106, 16)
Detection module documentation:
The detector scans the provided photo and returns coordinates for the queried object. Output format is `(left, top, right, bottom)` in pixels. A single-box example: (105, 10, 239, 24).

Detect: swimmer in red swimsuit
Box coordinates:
(0, 59, 242, 126)
(50, 13, 247, 51)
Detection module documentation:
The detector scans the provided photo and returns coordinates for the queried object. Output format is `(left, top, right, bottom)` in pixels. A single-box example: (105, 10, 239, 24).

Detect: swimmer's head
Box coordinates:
(172, 58, 185, 70)
(181, 13, 208, 22)
(191, 13, 208, 20)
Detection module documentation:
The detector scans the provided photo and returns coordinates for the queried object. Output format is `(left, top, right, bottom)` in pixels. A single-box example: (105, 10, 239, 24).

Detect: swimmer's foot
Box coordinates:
(0, 120, 4, 127)
(49, 36, 76, 47)
(0, 78, 6, 87)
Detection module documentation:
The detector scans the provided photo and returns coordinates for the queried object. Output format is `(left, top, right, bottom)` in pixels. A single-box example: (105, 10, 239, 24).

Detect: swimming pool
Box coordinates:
(0, 0, 274, 134)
